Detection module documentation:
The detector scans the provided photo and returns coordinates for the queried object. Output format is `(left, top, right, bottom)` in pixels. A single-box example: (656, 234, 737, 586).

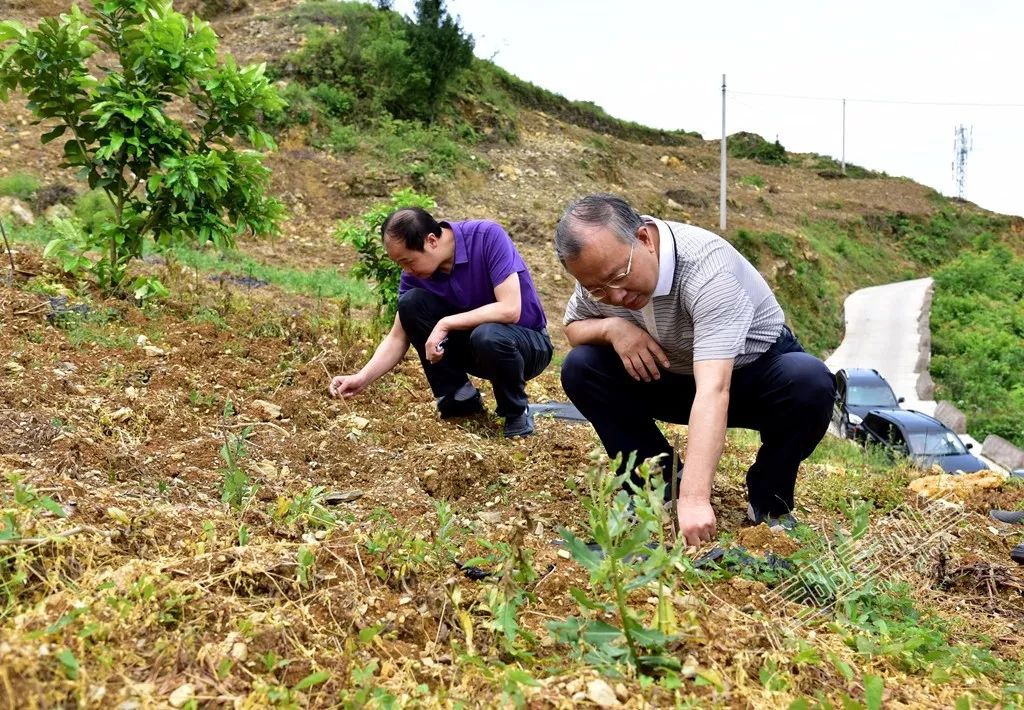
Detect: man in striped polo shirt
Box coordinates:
(555, 194, 835, 545)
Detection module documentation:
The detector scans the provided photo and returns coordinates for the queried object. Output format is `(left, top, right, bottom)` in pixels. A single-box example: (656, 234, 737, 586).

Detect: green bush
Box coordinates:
(267, 82, 317, 127)
(320, 124, 359, 153)
(291, 11, 424, 119)
(889, 208, 1008, 268)
(285, 1, 472, 124)
(809, 154, 881, 179)
(371, 117, 467, 182)
(739, 174, 765, 188)
(335, 188, 436, 318)
(0, 2, 284, 297)
(0, 173, 40, 200)
(729, 132, 788, 165)
(289, 0, 379, 29)
(308, 83, 354, 118)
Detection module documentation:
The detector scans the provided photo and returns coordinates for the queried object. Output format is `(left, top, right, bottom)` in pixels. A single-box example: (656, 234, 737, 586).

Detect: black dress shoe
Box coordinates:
(437, 390, 484, 419)
(1012, 543, 1024, 565)
(503, 409, 535, 438)
(990, 510, 1024, 525)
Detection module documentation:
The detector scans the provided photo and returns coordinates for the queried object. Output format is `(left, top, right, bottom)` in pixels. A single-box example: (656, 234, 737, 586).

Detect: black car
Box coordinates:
(856, 409, 987, 473)
(832, 368, 904, 438)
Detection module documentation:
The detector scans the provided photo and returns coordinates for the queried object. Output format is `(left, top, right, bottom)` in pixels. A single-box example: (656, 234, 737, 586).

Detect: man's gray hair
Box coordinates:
(554, 193, 644, 264)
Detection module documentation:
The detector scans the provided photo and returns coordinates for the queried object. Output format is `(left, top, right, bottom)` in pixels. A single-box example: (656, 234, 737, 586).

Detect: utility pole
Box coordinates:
(841, 98, 846, 175)
(720, 74, 727, 232)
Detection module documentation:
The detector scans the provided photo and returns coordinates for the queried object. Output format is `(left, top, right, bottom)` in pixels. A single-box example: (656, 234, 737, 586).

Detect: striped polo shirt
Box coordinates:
(563, 217, 785, 374)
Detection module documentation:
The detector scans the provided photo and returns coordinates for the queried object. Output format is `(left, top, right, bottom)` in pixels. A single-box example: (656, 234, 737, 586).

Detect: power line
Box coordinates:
(731, 89, 1024, 109)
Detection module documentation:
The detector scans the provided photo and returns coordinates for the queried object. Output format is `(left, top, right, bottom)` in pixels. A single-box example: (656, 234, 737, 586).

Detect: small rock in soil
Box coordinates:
(586, 679, 620, 708)
(324, 489, 363, 504)
(251, 399, 282, 420)
(168, 683, 194, 708)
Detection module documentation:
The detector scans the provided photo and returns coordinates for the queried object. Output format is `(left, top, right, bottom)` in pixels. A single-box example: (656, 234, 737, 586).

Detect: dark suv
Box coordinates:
(832, 368, 904, 438)
(856, 409, 987, 473)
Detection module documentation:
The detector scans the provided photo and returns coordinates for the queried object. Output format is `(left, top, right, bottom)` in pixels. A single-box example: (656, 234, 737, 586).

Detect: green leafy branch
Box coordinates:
(0, 0, 285, 296)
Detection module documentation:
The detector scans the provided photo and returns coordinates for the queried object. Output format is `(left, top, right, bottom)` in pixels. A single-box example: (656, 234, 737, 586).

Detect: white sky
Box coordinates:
(393, 0, 1024, 217)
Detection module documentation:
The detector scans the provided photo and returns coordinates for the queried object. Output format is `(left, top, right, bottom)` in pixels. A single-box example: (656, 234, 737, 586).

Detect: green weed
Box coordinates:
(804, 437, 914, 513)
(1, 475, 68, 617)
(0, 172, 40, 201)
(219, 404, 256, 510)
(271, 486, 345, 532)
(363, 500, 462, 590)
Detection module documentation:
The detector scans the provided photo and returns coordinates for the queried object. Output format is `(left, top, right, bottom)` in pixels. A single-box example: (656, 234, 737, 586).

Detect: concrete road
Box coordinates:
(825, 277, 936, 413)
(824, 277, 1003, 472)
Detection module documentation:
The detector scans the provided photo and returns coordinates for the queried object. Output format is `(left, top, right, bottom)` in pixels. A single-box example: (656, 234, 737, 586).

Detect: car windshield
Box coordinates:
(847, 384, 898, 407)
(907, 430, 968, 456)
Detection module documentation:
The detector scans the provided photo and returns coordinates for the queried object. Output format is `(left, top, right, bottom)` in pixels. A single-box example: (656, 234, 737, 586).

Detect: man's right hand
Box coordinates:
(607, 319, 670, 382)
(676, 497, 717, 546)
(329, 373, 368, 399)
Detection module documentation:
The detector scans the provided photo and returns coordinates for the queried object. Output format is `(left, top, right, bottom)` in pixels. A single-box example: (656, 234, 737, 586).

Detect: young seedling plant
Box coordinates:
(549, 451, 687, 677)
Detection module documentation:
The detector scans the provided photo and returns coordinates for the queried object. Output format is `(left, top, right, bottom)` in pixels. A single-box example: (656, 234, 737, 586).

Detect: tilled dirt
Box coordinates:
(0, 265, 1021, 706)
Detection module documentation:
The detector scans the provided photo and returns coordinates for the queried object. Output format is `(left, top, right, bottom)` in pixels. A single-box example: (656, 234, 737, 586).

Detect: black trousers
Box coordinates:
(560, 327, 836, 516)
(398, 288, 553, 417)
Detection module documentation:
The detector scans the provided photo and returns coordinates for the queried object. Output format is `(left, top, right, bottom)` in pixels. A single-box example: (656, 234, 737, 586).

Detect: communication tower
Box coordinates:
(952, 124, 973, 200)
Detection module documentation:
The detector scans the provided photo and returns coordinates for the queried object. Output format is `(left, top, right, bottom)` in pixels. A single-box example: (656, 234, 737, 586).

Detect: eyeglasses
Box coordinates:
(585, 241, 635, 302)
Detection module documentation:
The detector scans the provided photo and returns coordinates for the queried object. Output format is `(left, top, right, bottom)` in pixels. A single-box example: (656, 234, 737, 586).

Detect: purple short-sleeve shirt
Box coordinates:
(398, 220, 547, 330)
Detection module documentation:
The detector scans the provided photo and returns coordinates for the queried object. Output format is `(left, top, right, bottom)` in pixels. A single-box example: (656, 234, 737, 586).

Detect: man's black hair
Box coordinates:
(380, 207, 442, 252)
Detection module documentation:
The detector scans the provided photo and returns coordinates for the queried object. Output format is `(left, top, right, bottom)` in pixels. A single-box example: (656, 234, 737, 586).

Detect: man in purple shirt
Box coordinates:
(329, 208, 552, 437)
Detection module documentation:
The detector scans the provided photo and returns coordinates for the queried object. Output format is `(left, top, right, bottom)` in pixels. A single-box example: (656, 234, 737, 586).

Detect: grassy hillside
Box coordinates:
(0, 1, 1023, 707)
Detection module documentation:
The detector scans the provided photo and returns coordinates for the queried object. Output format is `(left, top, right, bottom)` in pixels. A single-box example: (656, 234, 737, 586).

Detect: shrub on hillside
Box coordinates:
(266, 82, 317, 128)
(487, 63, 697, 146)
(729, 132, 788, 165)
(285, 0, 472, 124)
(308, 84, 355, 119)
(889, 209, 1008, 268)
(931, 246, 1024, 447)
(810, 154, 881, 179)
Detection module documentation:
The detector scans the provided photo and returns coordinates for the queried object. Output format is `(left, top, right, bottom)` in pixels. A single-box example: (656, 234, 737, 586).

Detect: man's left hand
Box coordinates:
(425, 322, 450, 364)
(676, 497, 717, 546)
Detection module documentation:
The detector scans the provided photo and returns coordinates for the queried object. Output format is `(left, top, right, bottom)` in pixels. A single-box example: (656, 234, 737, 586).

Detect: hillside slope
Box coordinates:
(2, 0, 1021, 357)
